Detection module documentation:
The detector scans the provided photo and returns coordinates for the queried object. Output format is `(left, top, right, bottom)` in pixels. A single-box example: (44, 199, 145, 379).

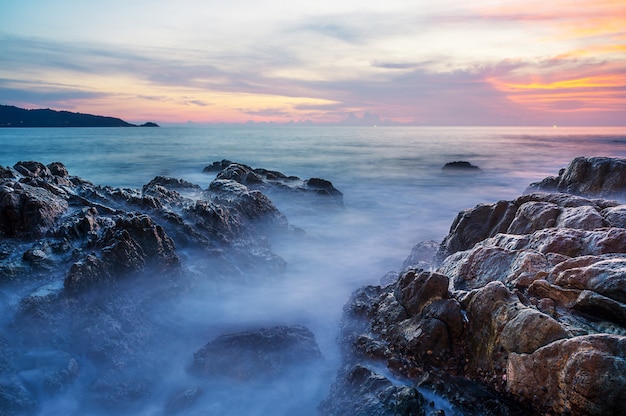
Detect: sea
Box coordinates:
(1, 125, 626, 415)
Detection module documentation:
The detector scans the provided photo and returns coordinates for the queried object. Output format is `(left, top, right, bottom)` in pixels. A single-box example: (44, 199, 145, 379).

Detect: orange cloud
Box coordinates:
(488, 72, 626, 114)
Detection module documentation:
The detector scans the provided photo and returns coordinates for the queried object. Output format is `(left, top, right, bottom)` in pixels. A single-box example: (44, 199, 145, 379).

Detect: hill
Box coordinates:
(0, 105, 159, 127)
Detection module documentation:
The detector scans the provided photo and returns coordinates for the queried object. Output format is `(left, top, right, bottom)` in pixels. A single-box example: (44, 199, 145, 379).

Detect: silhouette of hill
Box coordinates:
(0, 105, 159, 127)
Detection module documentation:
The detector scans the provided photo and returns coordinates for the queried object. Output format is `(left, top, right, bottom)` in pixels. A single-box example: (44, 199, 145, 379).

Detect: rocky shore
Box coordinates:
(1, 156, 625, 415)
(0, 160, 339, 414)
(323, 156, 626, 415)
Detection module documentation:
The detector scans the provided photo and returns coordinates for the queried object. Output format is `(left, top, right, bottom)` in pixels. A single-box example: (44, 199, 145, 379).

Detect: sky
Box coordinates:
(1, 0, 625, 125)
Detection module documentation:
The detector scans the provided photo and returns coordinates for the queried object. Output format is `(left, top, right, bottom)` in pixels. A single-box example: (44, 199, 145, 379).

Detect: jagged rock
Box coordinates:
(64, 214, 180, 291)
(0, 160, 346, 413)
(189, 325, 322, 380)
(527, 156, 626, 197)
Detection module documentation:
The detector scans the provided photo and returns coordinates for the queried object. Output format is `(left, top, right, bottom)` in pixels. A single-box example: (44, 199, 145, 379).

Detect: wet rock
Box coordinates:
(189, 325, 322, 380)
(552, 256, 626, 303)
(573, 290, 626, 324)
(202, 159, 233, 173)
(305, 177, 343, 198)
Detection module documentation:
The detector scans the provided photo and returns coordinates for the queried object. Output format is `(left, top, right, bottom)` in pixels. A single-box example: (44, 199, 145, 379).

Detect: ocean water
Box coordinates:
(1, 125, 626, 415)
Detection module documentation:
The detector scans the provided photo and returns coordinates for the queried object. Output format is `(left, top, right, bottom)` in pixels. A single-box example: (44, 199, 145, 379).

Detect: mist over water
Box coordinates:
(2, 126, 626, 415)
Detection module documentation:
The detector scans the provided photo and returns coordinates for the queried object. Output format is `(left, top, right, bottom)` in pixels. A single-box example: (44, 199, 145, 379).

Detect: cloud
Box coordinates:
(1, 0, 624, 126)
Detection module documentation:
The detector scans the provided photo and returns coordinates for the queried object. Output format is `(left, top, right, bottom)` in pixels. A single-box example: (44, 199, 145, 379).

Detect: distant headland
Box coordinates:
(0, 105, 159, 128)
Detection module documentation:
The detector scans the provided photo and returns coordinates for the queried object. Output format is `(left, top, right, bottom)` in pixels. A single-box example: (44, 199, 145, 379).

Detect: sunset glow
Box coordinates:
(1, 0, 624, 125)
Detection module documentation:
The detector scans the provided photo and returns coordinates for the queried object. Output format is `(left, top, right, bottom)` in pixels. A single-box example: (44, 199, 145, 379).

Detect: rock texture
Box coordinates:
(327, 158, 626, 415)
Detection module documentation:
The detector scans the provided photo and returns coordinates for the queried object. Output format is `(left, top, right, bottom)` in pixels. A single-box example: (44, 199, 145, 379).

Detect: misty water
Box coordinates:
(2, 126, 626, 415)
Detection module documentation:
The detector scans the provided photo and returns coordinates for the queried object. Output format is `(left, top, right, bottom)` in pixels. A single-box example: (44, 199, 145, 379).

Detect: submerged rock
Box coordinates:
(442, 161, 481, 171)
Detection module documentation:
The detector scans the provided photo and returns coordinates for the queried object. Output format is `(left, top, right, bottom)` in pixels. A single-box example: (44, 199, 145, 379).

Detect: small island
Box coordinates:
(0, 105, 159, 128)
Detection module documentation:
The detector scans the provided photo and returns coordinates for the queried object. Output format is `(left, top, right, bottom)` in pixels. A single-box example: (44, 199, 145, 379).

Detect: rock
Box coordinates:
(202, 159, 234, 173)
(203, 160, 344, 207)
(16, 349, 79, 394)
(304, 177, 343, 197)
(319, 365, 427, 416)
(0, 374, 37, 414)
(143, 176, 201, 192)
(435, 193, 620, 263)
(330, 159, 626, 415)
(164, 387, 203, 415)
(507, 334, 626, 415)
(552, 256, 626, 303)
(573, 290, 626, 324)
(13, 161, 52, 178)
(0, 166, 17, 179)
(526, 156, 626, 198)
(189, 325, 323, 380)
(402, 240, 439, 270)
(0, 159, 352, 413)
(0, 181, 69, 237)
(207, 179, 287, 227)
(442, 161, 481, 171)
(64, 214, 180, 292)
(394, 271, 449, 316)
